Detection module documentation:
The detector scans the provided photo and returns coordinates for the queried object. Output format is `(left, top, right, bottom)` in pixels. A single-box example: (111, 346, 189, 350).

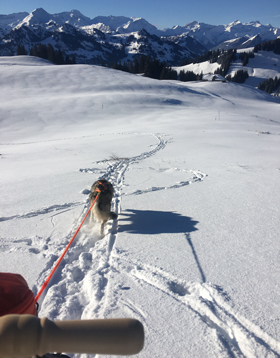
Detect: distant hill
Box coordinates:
(174, 42, 280, 95)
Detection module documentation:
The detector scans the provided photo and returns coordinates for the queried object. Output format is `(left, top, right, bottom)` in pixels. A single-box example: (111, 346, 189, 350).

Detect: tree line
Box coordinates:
(108, 52, 250, 83)
(239, 51, 255, 66)
(15, 43, 251, 84)
(14, 41, 280, 90)
(254, 38, 280, 55)
(226, 70, 249, 83)
(108, 56, 178, 80)
(15, 43, 76, 65)
(108, 55, 208, 81)
(258, 76, 280, 95)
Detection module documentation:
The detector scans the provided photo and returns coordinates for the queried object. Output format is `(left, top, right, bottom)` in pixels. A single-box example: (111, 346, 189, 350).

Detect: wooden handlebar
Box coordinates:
(0, 315, 144, 357)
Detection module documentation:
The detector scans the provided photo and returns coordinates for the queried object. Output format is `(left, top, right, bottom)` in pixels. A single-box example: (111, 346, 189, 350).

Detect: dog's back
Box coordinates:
(89, 179, 118, 225)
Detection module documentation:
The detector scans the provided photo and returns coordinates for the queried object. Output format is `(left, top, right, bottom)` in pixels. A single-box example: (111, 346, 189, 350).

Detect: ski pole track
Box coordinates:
(110, 254, 280, 358)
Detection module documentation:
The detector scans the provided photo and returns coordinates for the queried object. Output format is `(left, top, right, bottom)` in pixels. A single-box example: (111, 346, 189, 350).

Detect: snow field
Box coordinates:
(0, 56, 280, 357)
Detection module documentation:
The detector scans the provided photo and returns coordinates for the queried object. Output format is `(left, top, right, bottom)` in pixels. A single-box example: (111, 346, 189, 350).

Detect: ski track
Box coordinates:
(30, 131, 280, 357)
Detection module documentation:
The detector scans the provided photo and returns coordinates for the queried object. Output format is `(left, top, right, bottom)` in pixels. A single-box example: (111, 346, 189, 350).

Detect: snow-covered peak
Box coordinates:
(0, 12, 29, 36)
(91, 15, 131, 30)
(228, 20, 241, 26)
(15, 8, 92, 28)
(82, 23, 112, 34)
(18, 8, 51, 27)
(117, 17, 158, 34)
(225, 21, 242, 32)
(160, 24, 189, 37)
(184, 21, 217, 31)
(1, 7, 280, 57)
(172, 20, 279, 49)
(53, 10, 92, 27)
(185, 21, 200, 28)
(0, 12, 28, 27)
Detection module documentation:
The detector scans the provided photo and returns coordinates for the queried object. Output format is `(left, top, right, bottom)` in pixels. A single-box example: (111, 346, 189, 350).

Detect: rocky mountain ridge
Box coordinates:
(1, 8, 279, 65)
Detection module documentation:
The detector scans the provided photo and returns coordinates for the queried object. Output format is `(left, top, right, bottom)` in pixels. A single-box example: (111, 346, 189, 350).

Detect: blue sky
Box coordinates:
(1, 0, 280, 28)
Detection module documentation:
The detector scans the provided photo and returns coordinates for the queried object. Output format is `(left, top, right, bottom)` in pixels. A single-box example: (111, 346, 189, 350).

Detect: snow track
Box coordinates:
(0, 202, 83, 222)
(111, 255, 280, 357)
(38, 133, 170, 319)
(33, 131, 280, 358)
(1, 58, 280, 358)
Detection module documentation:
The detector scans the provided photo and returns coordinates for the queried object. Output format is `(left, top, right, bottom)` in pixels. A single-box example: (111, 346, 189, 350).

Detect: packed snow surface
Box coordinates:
(1, 56, 280, 358)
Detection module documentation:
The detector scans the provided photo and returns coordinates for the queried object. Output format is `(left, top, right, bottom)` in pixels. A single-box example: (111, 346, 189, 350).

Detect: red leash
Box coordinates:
(35, 193, 100, 303)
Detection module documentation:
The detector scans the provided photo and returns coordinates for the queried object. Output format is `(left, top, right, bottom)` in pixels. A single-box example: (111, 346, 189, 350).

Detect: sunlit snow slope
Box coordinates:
(1, 56, 280, 358)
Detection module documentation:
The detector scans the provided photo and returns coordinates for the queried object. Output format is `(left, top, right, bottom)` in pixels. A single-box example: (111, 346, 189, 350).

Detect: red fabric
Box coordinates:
(0, 273, 37, 316)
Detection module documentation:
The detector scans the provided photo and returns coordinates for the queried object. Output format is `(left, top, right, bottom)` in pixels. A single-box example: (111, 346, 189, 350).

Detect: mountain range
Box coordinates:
(1, 8, 280, 65)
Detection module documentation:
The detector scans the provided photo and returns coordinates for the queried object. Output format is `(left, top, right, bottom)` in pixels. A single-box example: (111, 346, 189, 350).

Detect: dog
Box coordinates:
(89, 179, 118, 234)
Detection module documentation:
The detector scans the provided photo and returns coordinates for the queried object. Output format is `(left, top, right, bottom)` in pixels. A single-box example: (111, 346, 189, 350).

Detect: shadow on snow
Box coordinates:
(119, 209, 206, 282)
(118, 209, 199, 235)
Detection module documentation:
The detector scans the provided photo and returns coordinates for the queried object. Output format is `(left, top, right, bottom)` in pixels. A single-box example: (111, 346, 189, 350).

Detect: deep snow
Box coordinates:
(0, 56, 280, 358)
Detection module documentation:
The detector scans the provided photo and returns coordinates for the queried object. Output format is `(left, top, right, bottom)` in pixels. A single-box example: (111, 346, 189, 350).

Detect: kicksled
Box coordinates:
(0, 273, 144, 357)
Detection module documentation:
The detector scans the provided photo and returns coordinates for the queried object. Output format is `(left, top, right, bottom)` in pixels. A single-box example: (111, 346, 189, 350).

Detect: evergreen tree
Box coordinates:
(65, 55, 70, 64)
(138, 55, 146, 73)
(71, 55, 76, 64)
(30, 43, 37, 57)
(132, 58, 140, 73)
(143, 57, 151, 77)
(47, 44, 55, 63)
(179, 70, 201, 82)
(54, 49, 64, 65)
(226, 69, 249, 83)
(254, 38, 280, 55)
(258, 76, 280, 94)
(16, 45, 27, 56)
(160, 65, 177, 80)
(239, 51, 255, 66)
(29, 42, 78, 65)
(38, 43, 48, 59)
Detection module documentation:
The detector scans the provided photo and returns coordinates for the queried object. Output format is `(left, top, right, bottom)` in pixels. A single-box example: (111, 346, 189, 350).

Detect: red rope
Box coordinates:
(35, 193, 100, 303)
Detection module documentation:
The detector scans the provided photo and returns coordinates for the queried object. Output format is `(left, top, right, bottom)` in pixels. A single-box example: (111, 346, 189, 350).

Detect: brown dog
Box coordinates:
(89, 179, 118, 234)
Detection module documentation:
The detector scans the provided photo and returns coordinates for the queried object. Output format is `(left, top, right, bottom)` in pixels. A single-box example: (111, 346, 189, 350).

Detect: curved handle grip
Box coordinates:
(0, 315, 144, 357)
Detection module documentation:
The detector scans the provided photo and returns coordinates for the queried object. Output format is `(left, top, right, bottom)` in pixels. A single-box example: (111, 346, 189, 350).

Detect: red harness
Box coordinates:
(96, 180, 108, 193)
